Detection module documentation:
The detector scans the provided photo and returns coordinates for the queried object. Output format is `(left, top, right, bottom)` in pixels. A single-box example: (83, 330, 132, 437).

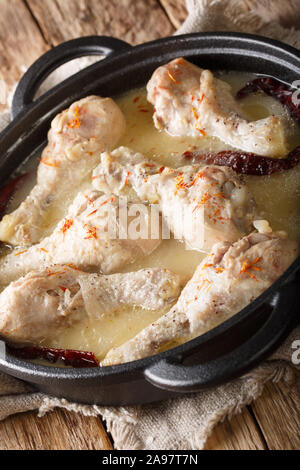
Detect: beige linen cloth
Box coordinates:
(0, 0, 300, 450)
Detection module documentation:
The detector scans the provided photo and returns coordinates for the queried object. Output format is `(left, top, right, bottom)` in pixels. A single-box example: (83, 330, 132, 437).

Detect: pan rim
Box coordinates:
(0, 31, 300, 381)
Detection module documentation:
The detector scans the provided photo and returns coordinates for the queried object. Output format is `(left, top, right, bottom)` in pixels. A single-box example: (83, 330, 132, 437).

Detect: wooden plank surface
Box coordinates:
(0, 0, 299, 451)
(159, 0, 187, 29)
(0, 0, 48, 111)
(0, 408, 113, 450)
(1, 378, 299, 450)
(251, 374, 300, 450)
(26, 0, 175, 46)
(205, 407, 266, 450)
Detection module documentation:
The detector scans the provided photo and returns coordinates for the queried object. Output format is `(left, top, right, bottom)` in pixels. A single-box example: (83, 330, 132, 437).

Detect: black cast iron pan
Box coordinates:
(0, 33, 299, 405)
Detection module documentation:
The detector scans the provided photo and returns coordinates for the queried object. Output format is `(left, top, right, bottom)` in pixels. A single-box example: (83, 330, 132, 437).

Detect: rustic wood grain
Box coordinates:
(26, 0, 174, 46)
(251, 375, 300, 450)
(205, 407, 266, 450)
(159, 0, 187, 29)
(0, 408, 113, 450)
(0, 0, 48, 110)
(0, 404, 266, 450)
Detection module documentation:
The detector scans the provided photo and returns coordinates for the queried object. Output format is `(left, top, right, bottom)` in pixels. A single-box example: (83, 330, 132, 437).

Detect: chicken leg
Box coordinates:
(104, 231, 298, 365)
(147, 58, 287, 157)
(0, 266, 181, 344)
(92, 146, 256, 252)
(0, 96, 126, 246)
(0, 189, 161, 285)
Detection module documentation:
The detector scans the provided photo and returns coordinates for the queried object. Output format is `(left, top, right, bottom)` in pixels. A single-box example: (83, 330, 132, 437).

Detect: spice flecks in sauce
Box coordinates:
(1, 72, 300, 362)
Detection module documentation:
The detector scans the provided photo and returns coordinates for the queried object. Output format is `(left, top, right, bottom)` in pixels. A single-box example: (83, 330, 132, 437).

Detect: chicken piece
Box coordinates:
(0, 96, 126, 246)
(0, 266, 181, 344)
(0, 190, 161, 285)
(104, 231, 298, 365)
(92, 146, 256, 252)
(147, 58, 287, 157)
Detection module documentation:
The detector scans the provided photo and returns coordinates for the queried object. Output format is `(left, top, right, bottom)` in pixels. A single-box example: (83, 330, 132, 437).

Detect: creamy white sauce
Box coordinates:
(1, 72, 300, 363)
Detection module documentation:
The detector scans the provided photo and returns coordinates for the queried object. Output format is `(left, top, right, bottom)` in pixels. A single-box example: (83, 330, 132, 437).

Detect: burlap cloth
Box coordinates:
(0, 0, 299, 450)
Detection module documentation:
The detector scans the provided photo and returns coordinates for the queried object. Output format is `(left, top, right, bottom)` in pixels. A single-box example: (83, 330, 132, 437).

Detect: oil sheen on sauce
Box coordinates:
(1, 72, 300, 363)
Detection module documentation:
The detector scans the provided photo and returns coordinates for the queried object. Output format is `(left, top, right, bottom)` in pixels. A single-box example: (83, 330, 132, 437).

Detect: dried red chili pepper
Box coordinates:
(236, 77, 300, 125)
(0, 173, 28, 218)
(183, 147, 300, 176)
(6, 344, 99, 368)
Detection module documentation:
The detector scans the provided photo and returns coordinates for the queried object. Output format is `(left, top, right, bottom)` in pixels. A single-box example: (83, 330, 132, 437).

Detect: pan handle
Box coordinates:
(144, 278, 299, 392)
(11, 36, 132, 119)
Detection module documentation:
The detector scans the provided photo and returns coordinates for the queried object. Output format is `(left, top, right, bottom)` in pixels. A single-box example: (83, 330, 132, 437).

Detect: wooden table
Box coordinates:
(0, 0, 299, 450)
